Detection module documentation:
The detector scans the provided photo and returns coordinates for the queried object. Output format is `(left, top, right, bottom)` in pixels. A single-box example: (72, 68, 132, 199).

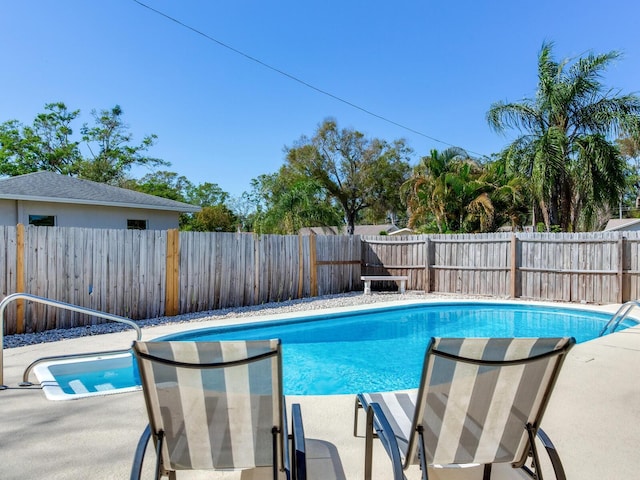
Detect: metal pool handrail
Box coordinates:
(0, 293, 141, 389)
(599, 300, 640, 337)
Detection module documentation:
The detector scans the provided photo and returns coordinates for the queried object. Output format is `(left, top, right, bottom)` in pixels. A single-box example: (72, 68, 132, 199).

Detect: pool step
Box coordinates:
(68, 379, 115, 394)
(68, 380, 88, 394)
(95, 383, 115, 392)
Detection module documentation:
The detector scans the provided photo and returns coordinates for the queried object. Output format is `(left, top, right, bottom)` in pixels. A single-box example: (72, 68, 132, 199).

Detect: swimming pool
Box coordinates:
(33, 301, 638, 399)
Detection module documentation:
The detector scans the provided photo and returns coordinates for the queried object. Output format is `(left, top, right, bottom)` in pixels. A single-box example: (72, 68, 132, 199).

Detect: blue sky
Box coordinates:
(1, 0, 639, 198)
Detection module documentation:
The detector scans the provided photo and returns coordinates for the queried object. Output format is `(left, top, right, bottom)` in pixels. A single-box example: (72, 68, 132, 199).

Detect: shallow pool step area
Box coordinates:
(33, 352, 142, 401)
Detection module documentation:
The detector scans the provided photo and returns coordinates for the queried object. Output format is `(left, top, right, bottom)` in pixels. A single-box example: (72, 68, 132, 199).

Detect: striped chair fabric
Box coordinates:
(358, 337, 574, 476)
(134, 340, 283, 473)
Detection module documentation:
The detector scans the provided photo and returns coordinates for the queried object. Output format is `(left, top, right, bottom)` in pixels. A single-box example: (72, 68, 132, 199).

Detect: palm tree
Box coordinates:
(404, 147, 493, 232)
(487, 42, 640, 231)
(481, 158, 531, 230)
(404, 147, 464, 232)
(618, 135, 640, 211)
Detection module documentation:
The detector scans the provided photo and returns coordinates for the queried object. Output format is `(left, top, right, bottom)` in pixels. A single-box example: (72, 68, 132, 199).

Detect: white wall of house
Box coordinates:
(0, 199, 181, 229)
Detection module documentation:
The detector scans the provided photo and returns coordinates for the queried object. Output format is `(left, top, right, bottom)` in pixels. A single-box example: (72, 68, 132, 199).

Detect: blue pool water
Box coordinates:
(44, 302, 637, 397)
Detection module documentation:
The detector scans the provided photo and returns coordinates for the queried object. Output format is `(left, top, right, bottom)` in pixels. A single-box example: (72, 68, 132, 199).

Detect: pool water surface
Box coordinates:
(35, 302, 638, 398)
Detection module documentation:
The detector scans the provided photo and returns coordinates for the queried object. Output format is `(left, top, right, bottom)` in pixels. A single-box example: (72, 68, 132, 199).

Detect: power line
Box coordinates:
(132, 0, 486, 157)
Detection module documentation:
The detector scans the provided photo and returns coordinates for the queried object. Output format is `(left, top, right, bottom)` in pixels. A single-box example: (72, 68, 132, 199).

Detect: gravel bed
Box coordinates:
(4, 291, 466, 349)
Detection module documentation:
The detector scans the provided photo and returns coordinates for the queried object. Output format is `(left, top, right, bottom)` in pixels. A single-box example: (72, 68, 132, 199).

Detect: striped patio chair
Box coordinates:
(354, 337, 575, 480)
(130, 339, 306, 480)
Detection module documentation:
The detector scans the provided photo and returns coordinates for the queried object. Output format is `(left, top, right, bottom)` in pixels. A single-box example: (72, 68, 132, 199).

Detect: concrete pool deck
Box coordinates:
(1, 296, 639, 479)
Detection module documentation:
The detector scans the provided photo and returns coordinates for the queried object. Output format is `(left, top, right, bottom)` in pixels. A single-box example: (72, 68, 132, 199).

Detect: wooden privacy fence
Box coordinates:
(1, 226, 361, 335)
(361, 231, 640, 303)
(173, 231, 360, 314)
(3, 226, 640, 335)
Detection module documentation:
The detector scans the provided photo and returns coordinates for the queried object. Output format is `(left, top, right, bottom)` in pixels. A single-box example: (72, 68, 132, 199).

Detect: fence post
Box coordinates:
(617, 236, 625, 303)
(165, 229, 179, 317)
(309, 234, 318, 297)
(510, 234, 518, 299)
(424, 237, 431, 293)
(298, 234, 304, 299)
(253, 234, 260, 304)
(16, 224, 25, 334)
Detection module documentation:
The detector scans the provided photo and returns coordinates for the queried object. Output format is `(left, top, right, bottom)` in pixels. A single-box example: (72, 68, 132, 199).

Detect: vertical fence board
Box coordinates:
(15, 225, 24, 333)
(1, 226, 18, 334)
(165, 229, 179, 316)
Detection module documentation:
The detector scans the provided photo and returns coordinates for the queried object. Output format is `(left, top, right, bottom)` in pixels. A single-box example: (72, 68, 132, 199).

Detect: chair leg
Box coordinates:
(130, 425, 152, 480)
(483, 464, 492, 480)
(536, 428, 567, 480)
(364, 406, 375, 480)
(291, 404, 307, 480)
(417, 428, 430, 480)
(365, 403, 405, 480)
(155, 430, 168, 480)
(272, 426, 279, 480)
(354, 395, 363, 437)
(526, 424, 544, 480)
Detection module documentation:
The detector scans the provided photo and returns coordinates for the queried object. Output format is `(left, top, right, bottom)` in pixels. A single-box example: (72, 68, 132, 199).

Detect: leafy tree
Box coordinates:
(185, 182, 229, 207)
(129, 171, 192, 229)
(0, 102, 169, 187)
(134, 171, 191, 202)
(247, 170, 343, 234)
(190, 204, 237, 232)
(258, 177, 343, 234)
(245, 174, 276, 213)
(0, 102, 82, 176)
(487, 42, 640, 231)
(130, 171, 236, 231)
(617, 135, 640, 214)
(79, 105, 167, 185)
(618, 135, 640, 159)
(285, 119, 412, 234)
(184, 181, 237, 232)
(227, 192, 257, 232)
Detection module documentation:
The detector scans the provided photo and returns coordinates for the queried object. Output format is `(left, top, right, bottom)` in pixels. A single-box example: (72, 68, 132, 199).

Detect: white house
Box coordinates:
(603, 218, 640, 232)
(0, 171, 200, 230)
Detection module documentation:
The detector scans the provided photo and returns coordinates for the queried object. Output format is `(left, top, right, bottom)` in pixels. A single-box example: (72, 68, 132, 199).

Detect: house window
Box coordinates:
(127, 219, 148, 230)
(28, 215, 56, 226)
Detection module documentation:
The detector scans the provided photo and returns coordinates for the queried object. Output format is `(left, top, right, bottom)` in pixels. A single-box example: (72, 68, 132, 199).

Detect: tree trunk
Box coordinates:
(539, 199, 551, 231)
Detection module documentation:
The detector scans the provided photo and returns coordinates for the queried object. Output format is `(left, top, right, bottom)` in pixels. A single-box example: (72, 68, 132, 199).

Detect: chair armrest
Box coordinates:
(291, 403, 307, 480)
(536, 428, 567, 480)
(368, 403, 404, 480)
(130, 424, 152, 480)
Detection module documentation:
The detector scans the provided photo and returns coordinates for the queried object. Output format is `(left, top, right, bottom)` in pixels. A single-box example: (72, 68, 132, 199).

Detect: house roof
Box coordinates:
(0, 171, 200, 213)
(354, 224, 400, 236)
(603, 218, 640, 231)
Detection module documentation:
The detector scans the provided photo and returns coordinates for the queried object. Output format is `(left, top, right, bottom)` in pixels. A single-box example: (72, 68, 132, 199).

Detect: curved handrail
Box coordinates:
(1, 293, 141, 388)
(599, 300, 640, 337)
